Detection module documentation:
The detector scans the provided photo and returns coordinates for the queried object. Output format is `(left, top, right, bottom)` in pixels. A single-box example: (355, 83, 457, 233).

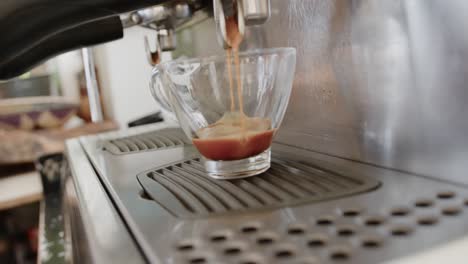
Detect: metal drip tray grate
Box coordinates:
(137, 158, 380, 218)
(103, 128, 190, 155)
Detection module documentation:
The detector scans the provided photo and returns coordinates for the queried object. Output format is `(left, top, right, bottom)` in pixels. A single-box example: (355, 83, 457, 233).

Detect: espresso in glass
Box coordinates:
(192, 14, 274, 162)
(150, 24, 296, 179)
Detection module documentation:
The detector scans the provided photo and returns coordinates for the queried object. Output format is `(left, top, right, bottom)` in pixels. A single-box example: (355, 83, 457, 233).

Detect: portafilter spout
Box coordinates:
(213, 0, 270, 49)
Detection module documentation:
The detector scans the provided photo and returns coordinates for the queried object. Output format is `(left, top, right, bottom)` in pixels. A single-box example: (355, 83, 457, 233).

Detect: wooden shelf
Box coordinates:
(0, 171, 43, 211)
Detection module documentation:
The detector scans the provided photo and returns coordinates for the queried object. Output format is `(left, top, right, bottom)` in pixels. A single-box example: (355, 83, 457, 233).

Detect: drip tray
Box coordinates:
(78, 126, 468, 264)
(137, 158, 380, 218)
(103, 128, 190, 155)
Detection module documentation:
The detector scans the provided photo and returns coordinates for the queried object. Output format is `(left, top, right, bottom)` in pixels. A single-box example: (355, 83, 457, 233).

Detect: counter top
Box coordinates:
(0, 171, 42, 211)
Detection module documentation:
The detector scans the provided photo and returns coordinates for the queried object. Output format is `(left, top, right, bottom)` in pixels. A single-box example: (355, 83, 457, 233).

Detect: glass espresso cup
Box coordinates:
(150, 47, 296, 179)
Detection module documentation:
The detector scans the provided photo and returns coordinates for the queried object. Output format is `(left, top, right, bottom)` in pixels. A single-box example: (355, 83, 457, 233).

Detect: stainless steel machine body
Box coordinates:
(176, 0, 468, 185)
(62, 0, 468, 263)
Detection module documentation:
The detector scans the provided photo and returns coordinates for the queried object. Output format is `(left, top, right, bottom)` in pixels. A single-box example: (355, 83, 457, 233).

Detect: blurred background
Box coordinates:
(0, 26, 163, 263)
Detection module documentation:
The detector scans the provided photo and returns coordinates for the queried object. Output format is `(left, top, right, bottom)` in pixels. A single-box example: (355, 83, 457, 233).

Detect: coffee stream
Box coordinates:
(226, 50, 236, 112)
(192, 14, 274, 161)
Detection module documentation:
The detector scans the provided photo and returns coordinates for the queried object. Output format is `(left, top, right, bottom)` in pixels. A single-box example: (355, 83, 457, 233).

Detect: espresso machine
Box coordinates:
(3, 0, 468, 263)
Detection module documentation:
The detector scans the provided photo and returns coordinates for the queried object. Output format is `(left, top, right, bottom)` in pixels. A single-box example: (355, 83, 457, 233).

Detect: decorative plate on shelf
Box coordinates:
(0, 96, 78, 130)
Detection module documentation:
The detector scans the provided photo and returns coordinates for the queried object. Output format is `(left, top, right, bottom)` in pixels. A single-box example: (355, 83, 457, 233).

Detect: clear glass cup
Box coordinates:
(150, 47, 296, 179)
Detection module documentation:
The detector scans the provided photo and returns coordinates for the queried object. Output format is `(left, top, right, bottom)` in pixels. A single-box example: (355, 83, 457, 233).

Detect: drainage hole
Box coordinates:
(257, 236, 275, 245)
(342, 209, 361, 217)
(241, 225, 259, 234)
(316, 216, 334, 226)
(390, 207, 411, 217)
(414, 199, 434, 208)
(361, 238, 382, 248)
(464, 199, 468, 206)
(210, 235, 227, 243)
(288, 226, 306, 235)
(224, 247, 242, 255)
(364, 217, 384, 226)
(275, 249, 294, 259)
(177, 243, 195, 251)
(337, 227, 355, 237)
(240, 261, 258, 264)
(390, 226, 412, 236)
(330, 249, 351, 261)
(437, 191, 455, 199)
(189, 257, 206, 264)
(417, 216, 438, 225)
(307, 235, 327, 247)
(307, 240, 326, 247)
(240, 259, 259, 264)
(139, 190, 152, 200)
(442, 206, 461, 216)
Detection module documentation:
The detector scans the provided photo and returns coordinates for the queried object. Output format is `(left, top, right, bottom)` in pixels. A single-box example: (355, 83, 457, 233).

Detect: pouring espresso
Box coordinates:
(192, 5, 275, 162)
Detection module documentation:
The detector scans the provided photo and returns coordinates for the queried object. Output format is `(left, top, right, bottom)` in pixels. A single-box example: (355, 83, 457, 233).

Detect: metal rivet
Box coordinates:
(437, 191, 455, 199)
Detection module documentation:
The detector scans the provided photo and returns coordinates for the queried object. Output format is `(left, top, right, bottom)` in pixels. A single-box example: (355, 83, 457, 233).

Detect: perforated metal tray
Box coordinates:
(171, 190, 467, 264)
(76, 126, 468, 264)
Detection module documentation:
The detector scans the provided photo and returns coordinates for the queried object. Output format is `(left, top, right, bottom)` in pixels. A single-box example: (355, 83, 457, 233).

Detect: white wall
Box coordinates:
(54, 50, 82, 100)
(95, 27, 172, 127)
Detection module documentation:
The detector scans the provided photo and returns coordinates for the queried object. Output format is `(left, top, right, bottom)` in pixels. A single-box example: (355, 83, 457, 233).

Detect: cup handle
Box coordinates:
(150, 66, 172, 112)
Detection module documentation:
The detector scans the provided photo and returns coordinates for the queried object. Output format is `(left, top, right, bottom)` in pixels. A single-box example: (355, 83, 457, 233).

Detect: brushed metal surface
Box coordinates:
(175, 0, 468, 184)
(65, 140, 146, 264)
(73, 125, 468, 263)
